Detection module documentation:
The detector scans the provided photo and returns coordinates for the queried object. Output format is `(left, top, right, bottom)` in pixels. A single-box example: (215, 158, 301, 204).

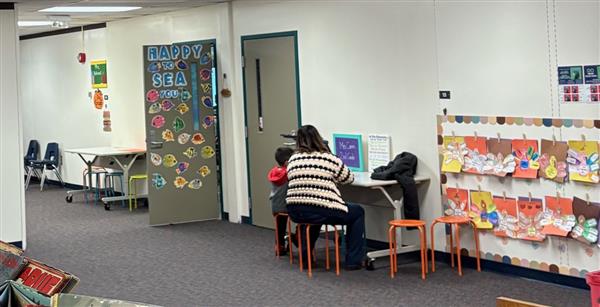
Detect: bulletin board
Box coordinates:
(437, 114, 600, 278)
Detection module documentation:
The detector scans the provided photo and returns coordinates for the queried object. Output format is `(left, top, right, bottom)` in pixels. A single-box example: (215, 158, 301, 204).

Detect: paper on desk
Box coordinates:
(367, 134, 391, 173)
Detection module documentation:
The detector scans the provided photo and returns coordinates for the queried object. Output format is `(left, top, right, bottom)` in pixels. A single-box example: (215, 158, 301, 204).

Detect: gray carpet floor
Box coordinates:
(23, 185, 589, 307)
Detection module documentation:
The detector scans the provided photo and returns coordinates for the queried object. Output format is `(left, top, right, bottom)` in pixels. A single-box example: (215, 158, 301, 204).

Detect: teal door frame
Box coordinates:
(240, 31, 302, 224)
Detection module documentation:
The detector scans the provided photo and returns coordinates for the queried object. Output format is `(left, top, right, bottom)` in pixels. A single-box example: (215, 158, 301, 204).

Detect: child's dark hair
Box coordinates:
(275, 147, 294, 166)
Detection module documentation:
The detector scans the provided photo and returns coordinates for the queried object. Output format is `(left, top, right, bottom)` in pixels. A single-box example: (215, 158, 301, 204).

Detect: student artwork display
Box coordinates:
(516, 197, 545, 241)
(511, 139, 539, 179)
(469, 190, 498, 229)
(441, 136, 466, 173)
(332, 134, 364, 172)
(541, 196, 575, 237)
(462, 136, 487, 174)
(437, 114, 600, 278)
(485, 138, 516, 177)
(567, 140, 599, 183)
(570, 197, 600, 245)
(444, 187, 468, 217)
(493, 196, 518, 238)
(538, 139, 568, 183)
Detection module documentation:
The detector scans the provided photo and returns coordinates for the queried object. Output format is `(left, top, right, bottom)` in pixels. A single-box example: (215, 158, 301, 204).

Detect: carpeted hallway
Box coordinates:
(23, 185, 589, 307)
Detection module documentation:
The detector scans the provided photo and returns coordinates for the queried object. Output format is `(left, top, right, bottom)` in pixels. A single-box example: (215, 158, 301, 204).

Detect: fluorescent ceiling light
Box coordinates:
(39, 6, 141, 13)
(18, 21, 53, 27)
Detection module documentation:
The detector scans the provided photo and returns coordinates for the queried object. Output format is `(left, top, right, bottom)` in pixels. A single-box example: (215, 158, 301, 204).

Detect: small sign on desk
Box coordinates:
(333, 134, 364, 172)
(367, 134, 391, 173)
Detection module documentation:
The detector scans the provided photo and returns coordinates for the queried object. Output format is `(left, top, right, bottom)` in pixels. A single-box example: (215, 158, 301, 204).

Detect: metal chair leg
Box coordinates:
(39, 165, 47, 191)
(53, 169, 65, 187)
(25, 167, 33, 190)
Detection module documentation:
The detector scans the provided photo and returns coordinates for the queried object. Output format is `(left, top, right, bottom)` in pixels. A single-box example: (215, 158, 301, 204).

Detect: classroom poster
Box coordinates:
(90, 60, 107, 89)
(517, 197, 545, 241)
(583, 65, 600, 103)
(445, 187, 469, 217)
(567, 140, 599, 183)
(493, 196, 518, 238)
(558, 66, 583, 103)
(541, 196, 575, 237)
(367, 134, 391, 173)
(512, 139, 539, 179)
(462, 136, 488, 174)
(469, 190, 497, 229)
(333, 134, 364, 172)
(570, 197, 600, 245)
(485, 138, 516, 177)
(441, 136, 466, 173)
(538, 139, 568, 183)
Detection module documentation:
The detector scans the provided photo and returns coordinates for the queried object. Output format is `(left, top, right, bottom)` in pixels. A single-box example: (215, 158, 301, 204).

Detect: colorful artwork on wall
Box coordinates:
(493, 196, 518, 238)
(538, 139, 568, 183)
(512, 139, 540, 179)
(445, 187, 469, 217)
(567, 140, 599, 183)
(441, 136, 466, 173)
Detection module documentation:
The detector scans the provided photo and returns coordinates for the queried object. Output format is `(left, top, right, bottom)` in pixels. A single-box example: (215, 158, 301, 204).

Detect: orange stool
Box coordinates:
(273, 213, 293, 263)
(388, 219, 428, 279)
(430, 216, 481, 276)
(296, 223, 341, 278)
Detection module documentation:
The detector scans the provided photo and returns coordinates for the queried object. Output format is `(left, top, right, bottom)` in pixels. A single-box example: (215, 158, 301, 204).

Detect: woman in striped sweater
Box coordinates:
(286, 125, 366, 270)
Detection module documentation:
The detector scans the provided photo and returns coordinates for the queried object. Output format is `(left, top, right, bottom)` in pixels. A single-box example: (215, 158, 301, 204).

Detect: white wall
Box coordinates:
(20, 28, 110, 185)
(0, 8, 25, 246)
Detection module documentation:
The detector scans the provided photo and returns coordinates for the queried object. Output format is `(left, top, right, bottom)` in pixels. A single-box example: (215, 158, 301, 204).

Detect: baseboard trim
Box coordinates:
(25, 176, 83, 190)
(8, 241, 22, 249)
(221, 212, 229, 221)
(241, 216, 251, 224)
(431, 250, 587, 289)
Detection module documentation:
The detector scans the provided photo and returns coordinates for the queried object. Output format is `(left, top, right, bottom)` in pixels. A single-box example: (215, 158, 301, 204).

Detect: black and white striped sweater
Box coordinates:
(285, 151, 354, 212)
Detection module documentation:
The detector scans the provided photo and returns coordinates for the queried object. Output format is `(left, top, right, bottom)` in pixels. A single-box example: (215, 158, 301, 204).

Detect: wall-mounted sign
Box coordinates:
(91, 60, 107, 89)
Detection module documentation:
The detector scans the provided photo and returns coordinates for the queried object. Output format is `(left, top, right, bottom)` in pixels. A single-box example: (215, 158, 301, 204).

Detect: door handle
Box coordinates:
(150, 141, 163, 149)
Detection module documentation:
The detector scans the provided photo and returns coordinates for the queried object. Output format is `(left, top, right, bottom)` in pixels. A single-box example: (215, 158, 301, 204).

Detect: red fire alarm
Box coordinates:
(77, 52, 86, 64)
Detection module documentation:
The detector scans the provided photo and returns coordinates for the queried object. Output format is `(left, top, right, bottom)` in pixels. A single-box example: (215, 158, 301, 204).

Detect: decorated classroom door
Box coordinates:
(143, 40, 220, 225)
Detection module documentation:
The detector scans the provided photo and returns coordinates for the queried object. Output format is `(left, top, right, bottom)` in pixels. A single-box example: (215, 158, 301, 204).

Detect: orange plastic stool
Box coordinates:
(430, 216, 481, 276)
(296, 223, 341, 278)
(388, 219, 428, 279)
(273, 213, 293, 263)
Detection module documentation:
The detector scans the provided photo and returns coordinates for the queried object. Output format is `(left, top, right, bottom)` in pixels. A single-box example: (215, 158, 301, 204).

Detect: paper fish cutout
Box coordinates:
(183, 147, 198, 159)
(176, 162, 190, 175)
(201, 96, 213, 108)
(201, 83, 212, 94)
(200, 68, 211, 81)
(494, 196, 519, 238)
(198, 165, 211, 177)
(152, 173, 166, 190)
(180, 89, 192, 102)
(441, 136, 467, 173)
(148, 102, 161, 114)
(541, 196, 575, 237)
(176, 103, 190, 115)
(162, 129, 174, 142)
(176, 59, 188, 70)
(200, 52, 211, 65)
(178, 133, 191, 145)
(150, 153, 162, 166)
(188, 179, 203, 189)
(567, 141, 599, 183)
(147, 62, 161, 73)
(201, 146, 215, 159)
(516, 198, 545, 241)
(445, 188, 468, 217)
(469, 191, 498, 229)
(538, 139, 568, 183)
(174, 176, 188, 189)
(173, 116, 185, 133)
(161, 100, 175, 112)
(146, 89, 159, 103)
(202, 116, 215, 129)
(163, 154, 177, 167)
(512, 140, 540, 179)
(151, 115, 166, 129)
(192, 133, 205, 145)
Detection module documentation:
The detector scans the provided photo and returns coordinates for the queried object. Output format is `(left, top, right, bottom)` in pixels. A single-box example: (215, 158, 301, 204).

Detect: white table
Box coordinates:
(348, 172, 430, 269)
(64, 147, 146, 210)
